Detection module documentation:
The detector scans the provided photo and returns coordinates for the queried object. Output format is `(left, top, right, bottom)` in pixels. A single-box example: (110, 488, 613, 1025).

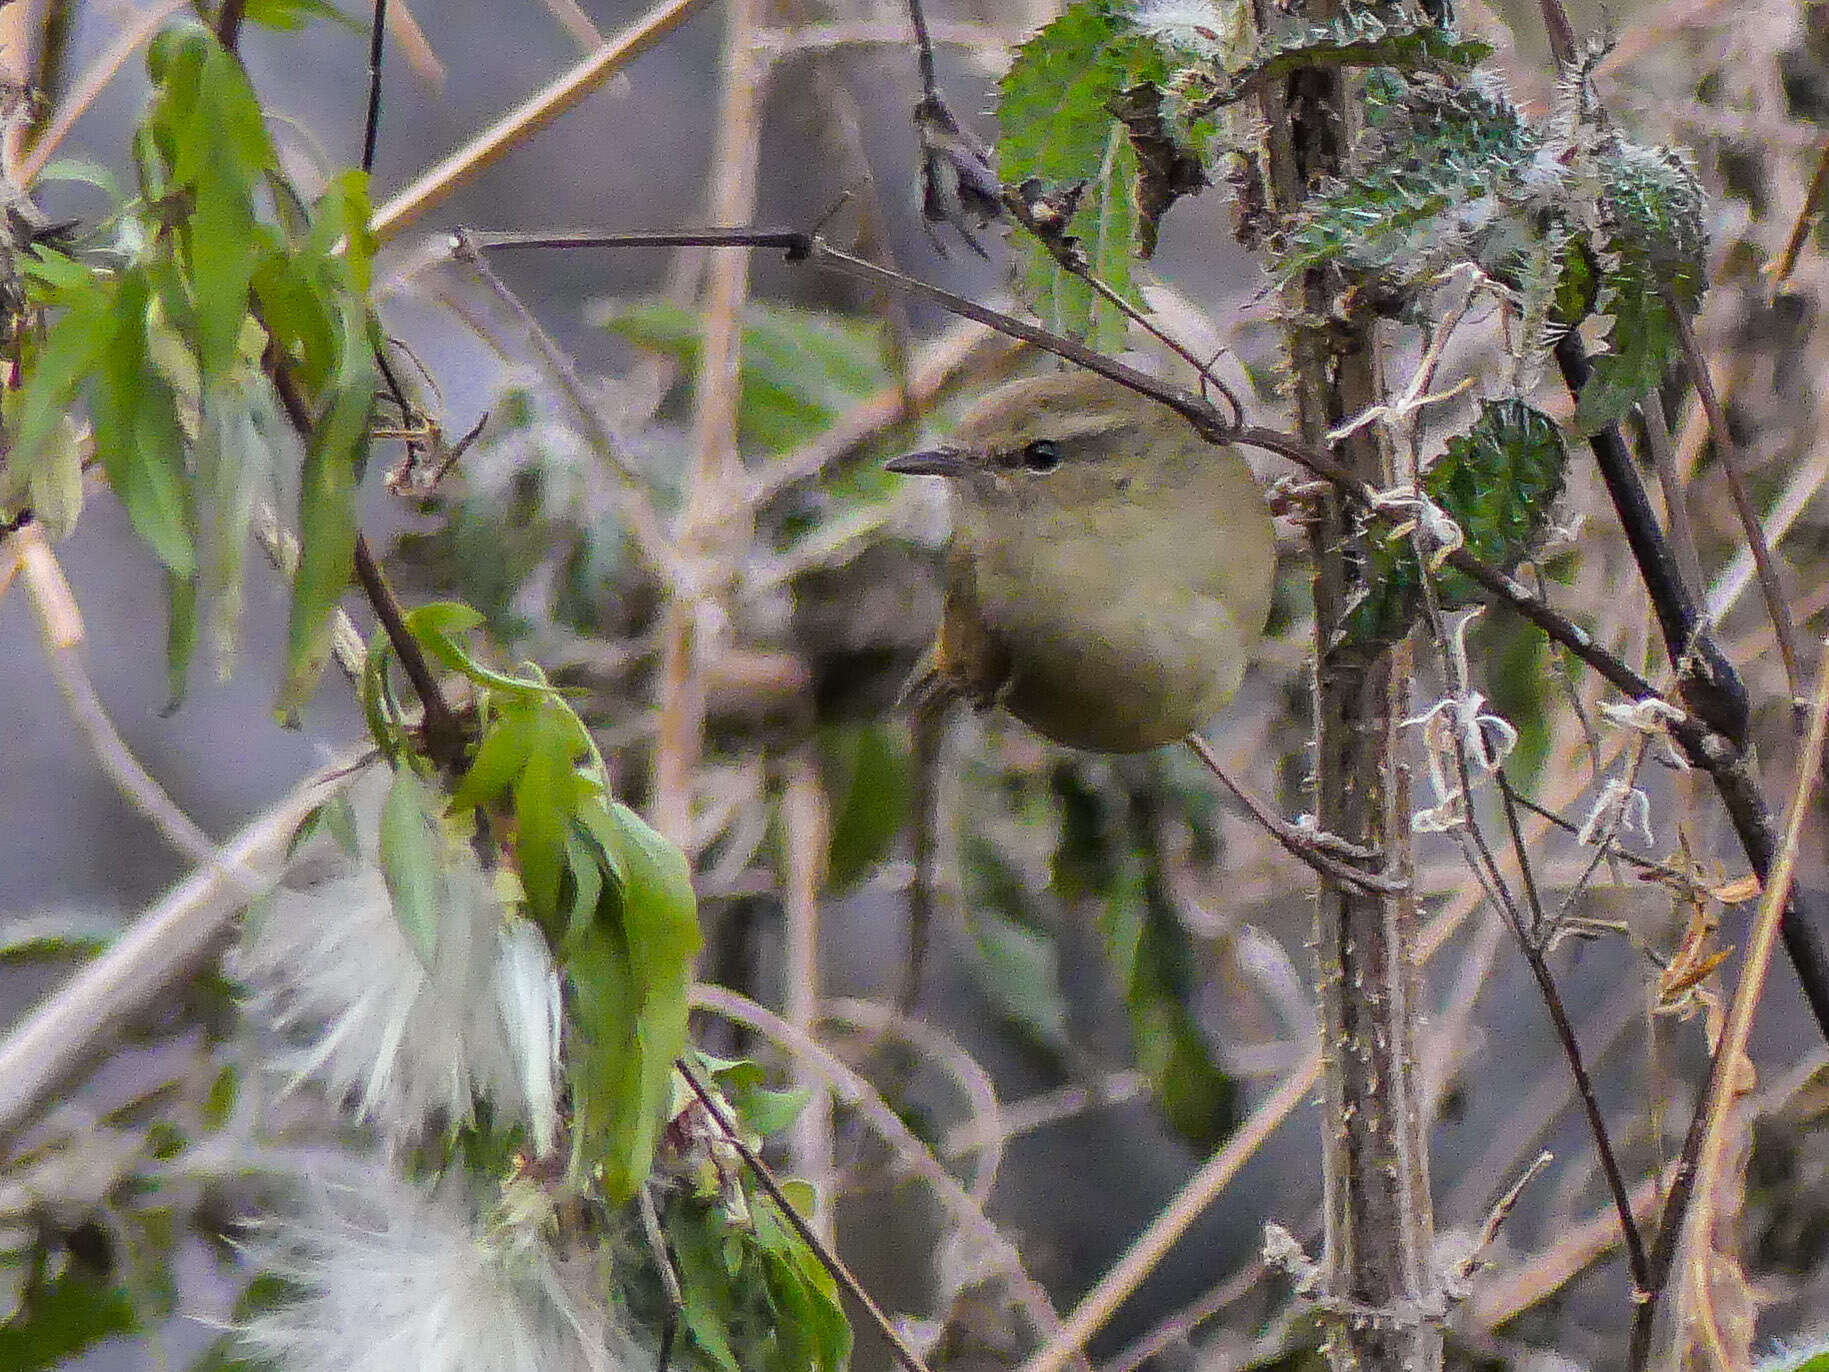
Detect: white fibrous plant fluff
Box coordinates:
(232, 766, 561, 1152)
(238, 1170, 632, 1372)
(1130, 0, 1251, 67)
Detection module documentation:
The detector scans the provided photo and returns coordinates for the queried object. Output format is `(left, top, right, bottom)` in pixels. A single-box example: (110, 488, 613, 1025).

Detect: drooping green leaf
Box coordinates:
(1351, 398, 1568, 643)
(967, 906, 1072, 1051)
(378, 764, 445, 964)
(601, 300, 892, 455)
(1096, 860, 1236, 1148)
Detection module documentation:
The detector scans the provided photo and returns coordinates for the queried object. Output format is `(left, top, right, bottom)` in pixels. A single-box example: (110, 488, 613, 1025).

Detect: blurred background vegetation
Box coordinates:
(2, 0, 1829, 1368)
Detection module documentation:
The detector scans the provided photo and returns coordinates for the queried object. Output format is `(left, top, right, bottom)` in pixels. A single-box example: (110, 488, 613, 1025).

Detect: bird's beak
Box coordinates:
(886, 447, 967, 478)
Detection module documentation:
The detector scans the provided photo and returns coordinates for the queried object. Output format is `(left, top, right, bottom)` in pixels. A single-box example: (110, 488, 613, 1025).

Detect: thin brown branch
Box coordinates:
(652, 0, 765, 846)
(445, 230, 680, 578)
(1772, 137, 1829, 288)
(1184, 733, 1406, 895)
(11, 0, 188, 188)
(676, 1058, 934, 1372)
(691, 984, 1072, 1352)
(1666, 293, 1805, 711)
(0, 757, 365, 1144)
(780, 758, 834, 1239)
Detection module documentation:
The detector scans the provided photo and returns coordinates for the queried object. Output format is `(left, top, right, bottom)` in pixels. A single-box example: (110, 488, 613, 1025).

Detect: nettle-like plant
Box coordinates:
(4, 0, 1829, 1370)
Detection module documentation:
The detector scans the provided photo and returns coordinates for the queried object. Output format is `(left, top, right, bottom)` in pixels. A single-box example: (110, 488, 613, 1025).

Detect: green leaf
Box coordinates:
(562, 800, 700, 1204)
(452, 710, 535, 811)
(165, 568, 199, 707)
(0, 1260, 140, 1369)
(996, 0, 1171, 349)
(671, 1216, 743, 1372)
(1571, 146, 1708, 433)
(96, 273, 195, 578)
(193, 373, 274, 679)
(244, 0, 363, 32)
(602, 300, 891, 454)
(512, 705, 578, 927)
(378, 764, 445, 963)
(1095, 851, 1236, 1150)
(818, 724, 911, 891)
(1204, 16, 1492, 107)
(1351, 399, 1567, 643)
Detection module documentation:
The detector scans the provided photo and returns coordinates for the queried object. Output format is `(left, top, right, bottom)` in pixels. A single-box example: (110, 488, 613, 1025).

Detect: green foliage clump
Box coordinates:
(957, 742, 1239, 1149)
(658, 1059, 849, 1372)
(3, 21, 379, 714)
(1571, 143, 1707, 431)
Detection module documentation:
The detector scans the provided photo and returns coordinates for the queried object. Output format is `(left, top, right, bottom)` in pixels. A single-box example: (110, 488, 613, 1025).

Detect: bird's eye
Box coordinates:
(1021, 439, 1062, 472)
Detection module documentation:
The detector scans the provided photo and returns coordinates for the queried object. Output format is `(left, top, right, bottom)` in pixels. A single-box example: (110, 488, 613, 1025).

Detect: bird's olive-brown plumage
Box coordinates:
(890, 370, 1276, 752)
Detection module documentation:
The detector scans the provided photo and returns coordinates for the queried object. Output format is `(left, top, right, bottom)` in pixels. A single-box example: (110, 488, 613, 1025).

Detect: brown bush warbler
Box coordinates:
(888, 368, 1277, 752)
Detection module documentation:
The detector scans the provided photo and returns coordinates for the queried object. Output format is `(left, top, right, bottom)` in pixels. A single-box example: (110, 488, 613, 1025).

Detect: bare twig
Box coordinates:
(1470, 1171, 1669, 1332)
(1638, 387, 1705, 603)
(1184, 733, 1406, 895)
(1772, 137, 1829, 288)
(11, 0, 188, 188)
(445, 230, 680, 578)
(363, 0, 389, 174)
(747, 318, 1015, 502)
(676, 1057, 934, 1372)
(1665, 292, 1805, 711)
(0, 757, 364, 1144)
(651, 0, 765, 846)
(1491, 768, 1650, 1291)
(1016, 1061, 1319, 1372)
(689, 984, 1072, 1354)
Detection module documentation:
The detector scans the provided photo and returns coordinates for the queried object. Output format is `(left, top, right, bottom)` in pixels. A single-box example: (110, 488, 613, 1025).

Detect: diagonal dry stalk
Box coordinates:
(650, 0, 766, 847)
(1641, 631, 1829, 1362)
(368, 0, 708, 244)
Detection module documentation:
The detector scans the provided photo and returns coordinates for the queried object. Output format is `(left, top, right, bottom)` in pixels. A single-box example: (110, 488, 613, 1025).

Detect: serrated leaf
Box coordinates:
(1351, 398, 1567, 642)
(997, 0, 1170, 349)
(378, 765, 444, 964)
